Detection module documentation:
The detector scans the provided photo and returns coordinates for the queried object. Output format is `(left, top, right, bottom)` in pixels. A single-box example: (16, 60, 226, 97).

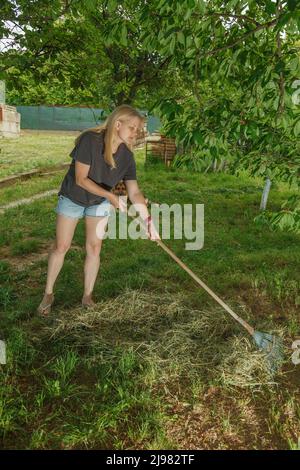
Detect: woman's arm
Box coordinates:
(75, 161, 127, 212)
(125, 180, 149, 219)
(125, 180, 160, 240)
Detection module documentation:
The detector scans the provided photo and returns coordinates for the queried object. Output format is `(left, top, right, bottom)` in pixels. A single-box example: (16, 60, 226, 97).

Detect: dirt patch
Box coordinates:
(237, 289, 285, 319)
(162, 386, 281, 450)
(0, 242, 84, 271)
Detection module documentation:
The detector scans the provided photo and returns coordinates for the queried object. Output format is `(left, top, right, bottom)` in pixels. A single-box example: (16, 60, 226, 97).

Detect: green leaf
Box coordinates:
(278, 213, 295, 230)
(177, 31, 185, 45)
(265, 0, 276, 15)
(169, 35, 176, 54)
(275, 11, 293, 32)
(294, 119, 300, 137)
(198, 0, 206, 14)
(185, 47, 195, 58)
(290, 57, 300, 73)
(107, 0, 118, 13)
(287, 0, 298, 12)
(192, 129, 203, 145)
(184, 9, 192, 21)
(121, 24, 128, 46)
(210, 146, 218, 158)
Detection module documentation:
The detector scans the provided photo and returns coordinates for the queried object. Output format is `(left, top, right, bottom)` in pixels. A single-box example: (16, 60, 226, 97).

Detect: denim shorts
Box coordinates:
(55, 195, 112, 219)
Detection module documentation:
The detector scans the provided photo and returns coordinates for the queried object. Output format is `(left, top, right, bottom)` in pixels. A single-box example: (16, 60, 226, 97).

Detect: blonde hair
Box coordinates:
(75, 105, 145, 168)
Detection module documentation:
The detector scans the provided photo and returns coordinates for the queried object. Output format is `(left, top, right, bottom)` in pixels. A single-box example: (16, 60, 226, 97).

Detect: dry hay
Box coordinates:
(40, 289, 284, 389)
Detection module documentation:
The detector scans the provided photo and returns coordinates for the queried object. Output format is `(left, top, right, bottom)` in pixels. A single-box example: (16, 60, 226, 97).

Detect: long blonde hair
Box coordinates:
(75, 105, 145, 169)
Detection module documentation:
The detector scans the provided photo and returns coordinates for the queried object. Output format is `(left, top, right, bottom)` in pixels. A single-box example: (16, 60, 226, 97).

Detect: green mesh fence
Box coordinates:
(16, 106, 161, 133)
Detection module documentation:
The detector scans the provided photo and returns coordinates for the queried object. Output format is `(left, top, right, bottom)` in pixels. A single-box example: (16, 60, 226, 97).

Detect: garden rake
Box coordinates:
(128, 201, 284, 373)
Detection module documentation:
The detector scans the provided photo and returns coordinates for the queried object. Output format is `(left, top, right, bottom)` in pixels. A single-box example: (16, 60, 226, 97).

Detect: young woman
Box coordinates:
(37, 105, 160, 315)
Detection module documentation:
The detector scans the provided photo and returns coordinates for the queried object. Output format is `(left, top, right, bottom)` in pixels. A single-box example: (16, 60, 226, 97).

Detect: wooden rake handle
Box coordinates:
(154, 238, 254, 336)
(128, 198, 255, 337)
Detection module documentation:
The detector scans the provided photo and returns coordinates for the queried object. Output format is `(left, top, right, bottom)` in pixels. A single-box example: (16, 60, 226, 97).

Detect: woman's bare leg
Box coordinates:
(38, 214, 79, 314)
(83, 215, 108, 303)
(45, 214, 79, 294)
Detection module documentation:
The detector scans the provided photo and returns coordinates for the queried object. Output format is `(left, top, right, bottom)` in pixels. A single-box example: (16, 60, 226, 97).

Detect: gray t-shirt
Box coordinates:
(58, 130, 136, 207)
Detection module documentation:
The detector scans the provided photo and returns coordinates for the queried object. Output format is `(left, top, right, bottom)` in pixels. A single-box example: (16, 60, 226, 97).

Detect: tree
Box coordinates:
(1, 0, 300, 231)
(1, 0, 184, 108)
(132, 0, 300, 232)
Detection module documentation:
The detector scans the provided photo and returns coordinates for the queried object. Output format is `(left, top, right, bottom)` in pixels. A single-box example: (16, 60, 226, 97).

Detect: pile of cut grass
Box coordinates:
(40, 289, 284, 390)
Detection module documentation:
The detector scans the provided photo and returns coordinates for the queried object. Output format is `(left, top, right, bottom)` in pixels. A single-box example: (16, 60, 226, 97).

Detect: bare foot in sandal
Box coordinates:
(37, 293, 55, 316)
(82, 294, 96, 309)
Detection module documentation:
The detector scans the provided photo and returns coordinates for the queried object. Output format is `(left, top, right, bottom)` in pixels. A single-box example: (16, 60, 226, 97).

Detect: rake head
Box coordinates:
(253, 331, 284, 373)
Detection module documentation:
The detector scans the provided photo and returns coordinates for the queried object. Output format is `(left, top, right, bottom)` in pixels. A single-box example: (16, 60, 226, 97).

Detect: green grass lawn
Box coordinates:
(0, 130, 77, 179)
(0, 132, 300, 449)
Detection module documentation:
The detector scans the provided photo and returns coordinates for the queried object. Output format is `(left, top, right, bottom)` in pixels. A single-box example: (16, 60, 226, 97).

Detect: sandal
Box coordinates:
(37, 293, 55, 316)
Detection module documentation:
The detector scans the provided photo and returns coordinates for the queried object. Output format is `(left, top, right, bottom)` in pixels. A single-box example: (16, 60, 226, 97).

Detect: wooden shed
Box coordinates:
(145, 132, 177, 167)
